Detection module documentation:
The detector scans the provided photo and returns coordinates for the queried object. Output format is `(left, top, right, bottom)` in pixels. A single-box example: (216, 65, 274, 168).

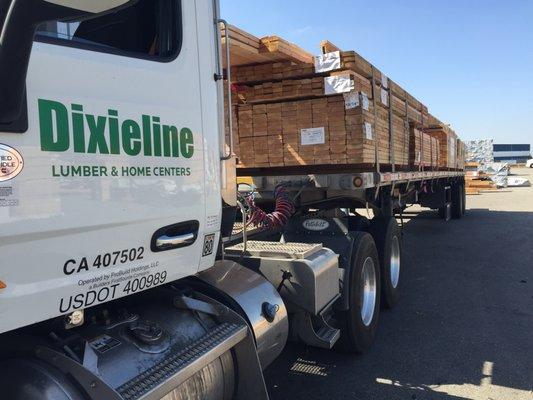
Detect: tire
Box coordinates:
(461, 183, 466, 216)
(336, 232, 381, 353)
(369, 217, 402, 309)
(451, 183, 463, 219)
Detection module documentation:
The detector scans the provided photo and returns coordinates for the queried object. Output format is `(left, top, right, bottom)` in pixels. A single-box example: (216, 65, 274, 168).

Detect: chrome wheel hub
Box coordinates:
(390, 236, 401, 289)
(361, 257, 377, 327)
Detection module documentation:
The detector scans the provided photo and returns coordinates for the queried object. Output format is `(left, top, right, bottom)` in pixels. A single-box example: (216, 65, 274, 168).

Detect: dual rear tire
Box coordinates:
(452, 182, 466, 219)
(369, 218, 402, 309)
(337, 232, 381, 353)
(337, 217, 402, 353)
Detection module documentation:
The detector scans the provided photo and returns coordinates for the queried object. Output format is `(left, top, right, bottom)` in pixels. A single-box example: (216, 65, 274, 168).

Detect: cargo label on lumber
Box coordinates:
(301, 127, 326, 146)
(314, 51, 341, 73)
(324, 75, 355, 95)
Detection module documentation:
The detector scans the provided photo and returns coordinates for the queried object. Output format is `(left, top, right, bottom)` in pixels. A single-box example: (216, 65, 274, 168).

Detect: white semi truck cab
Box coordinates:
(0, 1, 466, 399)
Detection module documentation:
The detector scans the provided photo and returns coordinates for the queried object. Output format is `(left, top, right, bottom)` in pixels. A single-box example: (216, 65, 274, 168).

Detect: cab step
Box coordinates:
(118, 322, 247, 400)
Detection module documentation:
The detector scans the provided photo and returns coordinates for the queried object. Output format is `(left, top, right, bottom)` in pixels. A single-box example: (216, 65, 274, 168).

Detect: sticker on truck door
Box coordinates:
(0, 144, 24, 182)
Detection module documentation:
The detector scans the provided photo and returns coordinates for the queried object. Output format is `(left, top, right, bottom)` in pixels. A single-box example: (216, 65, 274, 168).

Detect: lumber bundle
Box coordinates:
(424, 115, 458, 169)
(456, 139, 466, 170)
(237, 96, 386, 167)
(409, 125, 439, 169)
(221, 24, 314, 68)
(465, 162, 498, 194)
(224, 27, 463, 172)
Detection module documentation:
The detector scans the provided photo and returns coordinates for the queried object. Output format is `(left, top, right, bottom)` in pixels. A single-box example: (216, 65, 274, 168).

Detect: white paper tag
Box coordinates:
(301, 127, 326, 145)
(364, 122, 373, 140)
(314, 51, 341, 73)
(361, 92, 370, 111)
(324, 75, 354, 95)
(381, 88, 389, 106)
(382, 73, 389, 89)
(343, 91, 360, 110)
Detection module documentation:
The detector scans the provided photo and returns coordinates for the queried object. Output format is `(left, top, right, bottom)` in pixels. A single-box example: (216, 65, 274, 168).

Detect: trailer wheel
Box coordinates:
(337, 232, 381, 353)
(451, 183, 463, 219)
(461, 183, 467, 216)
(369, 217, 402, 309)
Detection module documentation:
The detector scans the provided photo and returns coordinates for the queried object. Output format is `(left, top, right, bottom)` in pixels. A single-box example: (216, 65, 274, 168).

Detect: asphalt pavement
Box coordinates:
(264, 168, 533, 400)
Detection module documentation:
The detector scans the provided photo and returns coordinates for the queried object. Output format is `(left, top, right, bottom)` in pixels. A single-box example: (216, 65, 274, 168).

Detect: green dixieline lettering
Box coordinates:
(122, 120, 142, 156)
(39, 99, 70, 152)
(86, 114, 109, 154)
(38, 99, 195, 159)
(163, 125, 178, 157)
(72, 104, 85, 153)
(152, 116, 162, 157)
(142, 115, 152, 156)
(108, 110, 120, 155)
(180, 128, 194, 159)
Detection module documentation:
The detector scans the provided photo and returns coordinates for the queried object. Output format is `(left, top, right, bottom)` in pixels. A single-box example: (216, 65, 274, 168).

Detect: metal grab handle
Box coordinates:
(156, 233, 195, 250)
(218, 18, 234, 161)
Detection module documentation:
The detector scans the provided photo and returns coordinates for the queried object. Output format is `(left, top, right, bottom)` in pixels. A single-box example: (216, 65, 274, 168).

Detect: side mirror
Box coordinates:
(0, 0, 135, 125)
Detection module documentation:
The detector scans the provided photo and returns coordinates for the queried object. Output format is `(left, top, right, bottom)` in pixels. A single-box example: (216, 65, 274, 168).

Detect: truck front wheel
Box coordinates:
(337, 232, 381, 353)
(369, 217, 402, 309)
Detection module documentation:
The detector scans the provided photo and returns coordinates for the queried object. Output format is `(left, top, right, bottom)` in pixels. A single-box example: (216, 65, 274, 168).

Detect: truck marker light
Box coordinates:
(0, 281, 6, 289)
(353, 177, 363, 188)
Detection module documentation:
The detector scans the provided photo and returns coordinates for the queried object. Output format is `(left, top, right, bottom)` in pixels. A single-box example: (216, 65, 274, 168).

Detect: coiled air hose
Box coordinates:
(241, 185, 295, 229)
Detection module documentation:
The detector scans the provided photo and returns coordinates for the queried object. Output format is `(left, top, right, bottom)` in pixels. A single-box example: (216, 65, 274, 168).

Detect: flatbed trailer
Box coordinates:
(0, 1, 468, 397)
(223, 167, 466, 356)
(236, 169, 466, 219)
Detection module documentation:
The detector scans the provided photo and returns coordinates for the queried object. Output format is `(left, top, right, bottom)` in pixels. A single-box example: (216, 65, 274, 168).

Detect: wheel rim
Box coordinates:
(390, 236, 401, 289)
(360, 257, 377, 327)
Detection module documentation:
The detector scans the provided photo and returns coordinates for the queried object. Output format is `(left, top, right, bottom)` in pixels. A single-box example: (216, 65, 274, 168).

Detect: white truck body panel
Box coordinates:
(0, 0, 222, 334)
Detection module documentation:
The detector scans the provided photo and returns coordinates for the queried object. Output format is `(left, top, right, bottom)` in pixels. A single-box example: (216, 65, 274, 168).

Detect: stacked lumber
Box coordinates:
(456, 139, 466, 170)
(465, 162, 498, 194)
(424, 114, 458, 169)
(409, 125, 439, 169)
(224, 27, 463, 172)
(221, 24, 314, 68)
(237, 95, 394, 168)
(233, 60, 412, 169)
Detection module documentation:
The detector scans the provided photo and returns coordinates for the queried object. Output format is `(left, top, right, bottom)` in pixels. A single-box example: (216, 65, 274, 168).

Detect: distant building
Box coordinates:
(493, 144, 531, 164)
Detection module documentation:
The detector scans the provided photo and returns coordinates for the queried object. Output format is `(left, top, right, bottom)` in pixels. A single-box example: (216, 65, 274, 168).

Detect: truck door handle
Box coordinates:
(151, 221, 199, 252)
(156, 233, 195, 250)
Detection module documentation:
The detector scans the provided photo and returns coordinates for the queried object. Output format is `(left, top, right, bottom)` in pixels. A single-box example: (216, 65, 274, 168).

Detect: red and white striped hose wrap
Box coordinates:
(245, 185, 295, 229)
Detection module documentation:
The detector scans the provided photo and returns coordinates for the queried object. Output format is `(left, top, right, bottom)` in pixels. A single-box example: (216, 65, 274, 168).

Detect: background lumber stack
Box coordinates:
(465, 162, 498, 194)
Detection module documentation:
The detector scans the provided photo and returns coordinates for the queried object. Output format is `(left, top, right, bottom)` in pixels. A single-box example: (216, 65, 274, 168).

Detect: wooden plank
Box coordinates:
(222, 24, 314, 68)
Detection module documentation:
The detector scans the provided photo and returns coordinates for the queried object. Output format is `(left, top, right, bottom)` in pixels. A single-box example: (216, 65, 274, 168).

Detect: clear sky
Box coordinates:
(221, 0, 533, 149)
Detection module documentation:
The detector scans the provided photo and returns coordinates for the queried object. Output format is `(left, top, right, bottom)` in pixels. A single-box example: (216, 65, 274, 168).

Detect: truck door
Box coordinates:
(0, 0, 217, 333)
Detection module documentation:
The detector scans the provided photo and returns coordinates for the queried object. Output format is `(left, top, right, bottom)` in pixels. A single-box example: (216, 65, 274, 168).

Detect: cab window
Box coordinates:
(36, 0, 181, 61)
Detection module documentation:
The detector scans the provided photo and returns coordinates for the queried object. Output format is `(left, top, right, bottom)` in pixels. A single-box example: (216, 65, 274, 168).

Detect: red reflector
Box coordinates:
(353, 177, 363, 188)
